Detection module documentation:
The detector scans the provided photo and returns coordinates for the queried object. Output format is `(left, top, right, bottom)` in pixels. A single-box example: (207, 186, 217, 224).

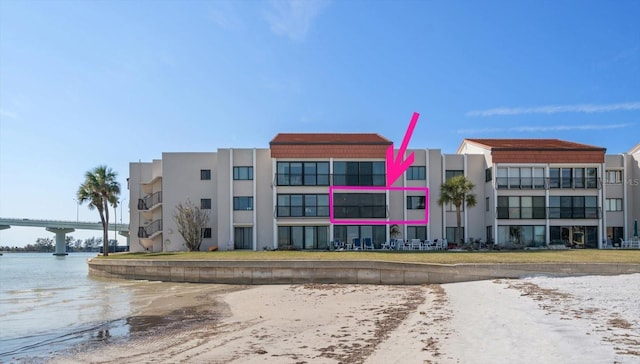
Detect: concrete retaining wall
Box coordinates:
(88, 259, 640, 285)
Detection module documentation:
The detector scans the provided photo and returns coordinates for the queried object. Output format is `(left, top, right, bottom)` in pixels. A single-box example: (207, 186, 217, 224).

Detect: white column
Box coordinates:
(229, 149, 234, 250)
(253, 148, 257, 251)
(272, 158, 278, 249)
(425, 149, 430, 241)
(46, 227, 74, 256)
(623, 154, 628, 240)
(463, 154, 468, 244)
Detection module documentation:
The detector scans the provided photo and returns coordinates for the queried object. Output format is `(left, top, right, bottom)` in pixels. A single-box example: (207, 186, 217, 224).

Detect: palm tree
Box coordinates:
(438, 175, 477, 245)
(77, 166, 121, 256)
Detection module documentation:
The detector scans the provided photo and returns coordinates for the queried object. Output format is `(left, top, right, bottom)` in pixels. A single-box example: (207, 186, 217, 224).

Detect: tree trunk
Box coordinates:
(103, 200, 110, 256)
(456, 205, 462, 245)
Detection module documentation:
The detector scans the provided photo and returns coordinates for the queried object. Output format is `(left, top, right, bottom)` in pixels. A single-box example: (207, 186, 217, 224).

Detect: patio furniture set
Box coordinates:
(332, 238, 448, 251)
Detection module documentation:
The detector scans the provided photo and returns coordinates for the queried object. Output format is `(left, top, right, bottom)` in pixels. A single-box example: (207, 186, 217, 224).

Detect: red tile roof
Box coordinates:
(270, 133, 391, 158)
(463, 138, 605, 151)
(270, 133, 391, 145)
(461, 139, 606, 164)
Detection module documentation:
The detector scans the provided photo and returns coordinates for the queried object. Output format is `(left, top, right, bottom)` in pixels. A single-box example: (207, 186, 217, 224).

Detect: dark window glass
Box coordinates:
(407, 166, 426, 180)
(202, 228, 212, 239)
(445, 170, 464, 181)
(234, 227, 252, 249)
(334, 193, 386, 218)
(200, 198, 211, 210)
(200, 169, 211, 180)
(407, 196, 426, 209)
(233, 197, 253, 210)
(233, 166, 253, 180)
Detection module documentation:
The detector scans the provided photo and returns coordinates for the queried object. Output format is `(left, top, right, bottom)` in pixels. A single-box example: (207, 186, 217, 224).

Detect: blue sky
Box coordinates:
(1, 0, 639, 246)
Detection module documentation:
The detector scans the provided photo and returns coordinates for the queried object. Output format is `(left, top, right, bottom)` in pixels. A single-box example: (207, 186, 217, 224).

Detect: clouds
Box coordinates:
(467, 102, 640, 117)
(0, 108, 18, 121)
(457, 123, 634, 134)
(264, 0, 329, 41)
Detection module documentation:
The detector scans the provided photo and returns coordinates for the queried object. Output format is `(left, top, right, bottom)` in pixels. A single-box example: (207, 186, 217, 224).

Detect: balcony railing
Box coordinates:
(274, 173, 386, 187)
(137, 219, 162, 238)
(138, 191, 162, 210)
(496, 207, 547, 219)
(333, 205, 389, 219)
(548, 207, 600, 219)
(496, 177, 602, 190)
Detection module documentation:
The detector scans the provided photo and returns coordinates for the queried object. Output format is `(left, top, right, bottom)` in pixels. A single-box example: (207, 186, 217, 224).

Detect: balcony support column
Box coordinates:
(46, 227, 75, 256)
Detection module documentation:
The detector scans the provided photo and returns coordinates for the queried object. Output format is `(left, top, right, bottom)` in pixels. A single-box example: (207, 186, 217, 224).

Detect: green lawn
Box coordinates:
(101, 249, 640, 264)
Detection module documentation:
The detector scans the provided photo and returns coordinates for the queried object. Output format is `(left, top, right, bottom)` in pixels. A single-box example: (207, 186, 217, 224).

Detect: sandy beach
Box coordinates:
(50, 274, 640, 364)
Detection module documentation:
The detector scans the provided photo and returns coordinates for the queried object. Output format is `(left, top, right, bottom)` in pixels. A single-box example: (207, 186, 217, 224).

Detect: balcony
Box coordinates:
(333, 205, 389, 219)
(496, 177, 601, 190)
(548, 207, 600, 219)
(273, 173, 386, 187)
(138, 191, 162, 211)
(497, 207, 547, 219)
(137, 219, 163, 238)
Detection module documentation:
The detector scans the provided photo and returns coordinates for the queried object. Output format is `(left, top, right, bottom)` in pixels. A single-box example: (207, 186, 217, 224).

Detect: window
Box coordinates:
(333, 161, 385, 186)
(406, 196, 426, 209)
(497, 225, 545, 247)
(333, 225, 385, 249)
(446, 227, 464, 244)
(549, 168, 598, 189)
(605, 170, 622, 184)
(606, 227, 624, 244)
(277, 194, 329, 217)
(486, 226, 493, 243)
(445, 170, 464, 181)
(200, 169, 211, 180)
(234, 227, 253, 249)
(497, 196, 545, 219)
(605, 198, 623, 211)
(202, 228, 212, 239)
(278, 226, 329, 250)
(549, 196, 598, 219)
(496, 167, 544, 189)
(485, 197, 490, 212)
(201, 198, 211, 210)
(485, 167, 492, 182)
(333, 193, 386, 218)
(407, 226, 427, 241)
(276, 162, 329, 186)
(233, 197, 253, 210)
(233, 166, 253, 180)
(407, 166, 425, 180)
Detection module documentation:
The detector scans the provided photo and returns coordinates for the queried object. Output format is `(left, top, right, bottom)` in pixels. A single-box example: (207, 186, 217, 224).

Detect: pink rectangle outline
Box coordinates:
(329, 186, 429, 225)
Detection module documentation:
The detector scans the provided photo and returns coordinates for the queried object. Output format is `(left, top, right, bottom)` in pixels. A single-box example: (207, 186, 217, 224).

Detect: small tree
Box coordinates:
(174, 199, 210, 251)
(438, 175, 477, 244)
(390, 224, 401, 240)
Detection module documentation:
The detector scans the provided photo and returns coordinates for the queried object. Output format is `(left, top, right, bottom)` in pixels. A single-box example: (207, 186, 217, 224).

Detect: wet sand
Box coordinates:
(49, 274, 640, 363)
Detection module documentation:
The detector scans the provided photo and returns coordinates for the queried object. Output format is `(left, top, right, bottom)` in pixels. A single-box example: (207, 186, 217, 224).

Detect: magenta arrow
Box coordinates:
(386, 112, 420, 186)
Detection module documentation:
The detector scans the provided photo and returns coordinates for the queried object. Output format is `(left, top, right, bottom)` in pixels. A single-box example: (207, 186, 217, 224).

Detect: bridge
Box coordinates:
(0, 217, 129, 256)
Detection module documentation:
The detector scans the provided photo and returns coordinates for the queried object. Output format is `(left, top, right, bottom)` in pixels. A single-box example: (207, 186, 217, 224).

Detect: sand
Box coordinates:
(50, 274, 640, 364)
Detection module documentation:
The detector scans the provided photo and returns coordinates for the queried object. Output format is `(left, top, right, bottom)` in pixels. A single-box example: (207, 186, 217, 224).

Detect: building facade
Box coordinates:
(128, 136, 640, 252)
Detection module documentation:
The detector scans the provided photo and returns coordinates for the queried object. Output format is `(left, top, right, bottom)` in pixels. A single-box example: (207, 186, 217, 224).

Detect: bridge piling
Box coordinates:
(46, 227, 75, 256)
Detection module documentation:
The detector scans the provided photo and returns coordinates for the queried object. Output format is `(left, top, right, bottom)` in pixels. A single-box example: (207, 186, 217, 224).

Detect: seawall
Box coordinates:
(88, 259, 640, 284)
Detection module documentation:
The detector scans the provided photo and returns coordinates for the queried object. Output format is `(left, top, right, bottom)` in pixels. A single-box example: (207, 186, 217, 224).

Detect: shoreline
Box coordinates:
(47, 273, 640, 363)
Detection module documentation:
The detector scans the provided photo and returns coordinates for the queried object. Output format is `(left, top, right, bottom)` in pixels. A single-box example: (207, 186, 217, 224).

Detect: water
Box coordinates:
(0, 253, 226, 363)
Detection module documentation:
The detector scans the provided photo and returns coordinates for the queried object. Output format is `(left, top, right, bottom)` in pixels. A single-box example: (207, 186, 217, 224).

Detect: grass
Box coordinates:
(100, 249, 640, 264)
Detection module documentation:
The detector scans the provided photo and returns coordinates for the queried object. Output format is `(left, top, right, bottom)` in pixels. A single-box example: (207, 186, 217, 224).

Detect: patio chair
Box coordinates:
(389, 240, 397, 250)
(422, 240, 435, 250)
(364, 238, 374, 250)
(396, 239, 406, 250)
(410, 239, 421, 250)
(333, 239, 343, 250)
(352, 238, 362, 250)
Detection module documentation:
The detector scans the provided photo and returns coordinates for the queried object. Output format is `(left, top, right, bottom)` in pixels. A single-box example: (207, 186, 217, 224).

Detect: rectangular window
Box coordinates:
(606, 170, 623, 184)
(605, 198, 623, 211)
(233, 166, 253, 180)
(497, 196, 545, 219)
(486, 226, 493, 243)
(334, 193, 386, 218)
(233, 197, 253, 210)
(278, 226, 329, 250)
(485, 197, 490, 212)
(407, 226, 427, 241)
(202, 228, 212, 239)
(549, 168, 560, 188)
(406, 196, 426, 209)
(407, 166, 426, 180)
(276, 194, 329, 217)
(200, 169, 211, 180)
(446, 227, 464, 244)
(497, 225, 545, 247)
(485, 167, 492, 182)
(446, 201, 464, 212)
(445, 170, 464, 181)
(333, 161, 385, 186)
(200, 198, 211, 210)
(234, 227, 253, 249)
(333, 225, 385, 249)
(549, 196, 599, 219)
(276, 162, 329, 186)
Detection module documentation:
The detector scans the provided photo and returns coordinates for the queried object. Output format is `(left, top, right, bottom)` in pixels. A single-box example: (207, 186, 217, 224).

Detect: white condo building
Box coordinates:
(128, 135, 640, 252)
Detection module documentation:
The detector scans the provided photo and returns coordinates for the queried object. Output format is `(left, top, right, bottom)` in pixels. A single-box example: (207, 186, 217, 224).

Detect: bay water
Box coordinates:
(0, 252, 224, 363)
